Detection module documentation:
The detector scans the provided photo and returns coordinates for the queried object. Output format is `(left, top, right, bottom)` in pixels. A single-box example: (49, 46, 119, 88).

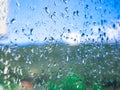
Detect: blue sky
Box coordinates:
(0, 0, 120, 45)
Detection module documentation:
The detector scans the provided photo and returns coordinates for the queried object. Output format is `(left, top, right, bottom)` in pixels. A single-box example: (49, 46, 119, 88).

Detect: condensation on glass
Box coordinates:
(0, 0, 120, 90)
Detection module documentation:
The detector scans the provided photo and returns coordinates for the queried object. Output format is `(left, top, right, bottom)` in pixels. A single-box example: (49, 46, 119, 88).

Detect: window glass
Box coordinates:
(0, 0, 120, 89)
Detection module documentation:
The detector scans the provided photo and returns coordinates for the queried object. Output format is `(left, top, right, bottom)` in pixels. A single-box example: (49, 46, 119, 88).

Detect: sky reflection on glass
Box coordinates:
(0, 0, 120, 45)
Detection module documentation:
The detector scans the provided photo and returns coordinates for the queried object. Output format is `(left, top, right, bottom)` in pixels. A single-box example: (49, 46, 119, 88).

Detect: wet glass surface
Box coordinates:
(0, 0, 120, 90)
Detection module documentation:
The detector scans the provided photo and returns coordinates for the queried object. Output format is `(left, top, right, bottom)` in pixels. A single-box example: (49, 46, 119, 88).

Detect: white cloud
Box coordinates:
(61, 32, 81, 45)
(85, 20, 120, 43)
(61, 20, 120, 45)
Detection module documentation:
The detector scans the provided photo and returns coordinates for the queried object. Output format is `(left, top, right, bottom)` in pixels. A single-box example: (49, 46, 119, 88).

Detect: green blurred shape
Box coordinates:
(93, 82, 106, 90)
(48, 81, 60, 90)
(48, 73, 86, 90)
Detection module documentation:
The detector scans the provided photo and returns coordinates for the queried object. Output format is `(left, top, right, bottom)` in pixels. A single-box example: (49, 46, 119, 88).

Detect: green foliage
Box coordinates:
(92, 82, 106, 90)
(47, 73, 86, 90)
(0, 43, 120, 89)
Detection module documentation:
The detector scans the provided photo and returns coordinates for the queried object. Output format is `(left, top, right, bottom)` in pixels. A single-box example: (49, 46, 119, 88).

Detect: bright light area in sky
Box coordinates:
(61, 32, 81, 45)
(0, 0, 8, 36)
(0, 0, 120, 45)
(61, 21, 120, 45)
(104, 22, 120, 41)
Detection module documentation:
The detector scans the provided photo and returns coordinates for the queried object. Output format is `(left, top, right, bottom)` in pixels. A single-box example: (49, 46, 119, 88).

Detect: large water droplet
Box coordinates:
(63, 0, 70, 4)
(10, 18, 16, 24)
(45, 7, 50, 14)
(4, 66, 8, 74)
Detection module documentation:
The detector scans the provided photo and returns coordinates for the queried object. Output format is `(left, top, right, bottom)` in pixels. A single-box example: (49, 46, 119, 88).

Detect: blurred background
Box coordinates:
(0, 0, 120, 90)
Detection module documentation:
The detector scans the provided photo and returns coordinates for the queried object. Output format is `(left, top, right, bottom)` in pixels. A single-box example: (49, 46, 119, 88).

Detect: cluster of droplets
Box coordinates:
(0, 46, 24, 89)
(0, 0, 120, 89)
(0, 42, 120, 89)
(0, 0, 119, 45)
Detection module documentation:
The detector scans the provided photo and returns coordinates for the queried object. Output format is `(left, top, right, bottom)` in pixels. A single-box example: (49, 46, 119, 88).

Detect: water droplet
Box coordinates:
(4, 66, 8, 74)
(81, 33, 85, 37)
(16, 1, 20, 7)
(4, 60, 9, 65)
(63, 0, 70, 4)
(82, 60, 85, 64)
(45, 7, 50, 14)
(30, 28, 33, 35)
(99, 0, 102, 3)
(54, 1, 57, 6)
(66, 56, 69, 62)
(61, 13, 65, 18)
(112, 23, 116, 29)
(19, 68, 23, 75)
(10, 18, 16, 24)
(85, 4, 89, 9)
(73, 10, 79, 16)
(65, 7, 68, 12)
(14, 55, 21, 61)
